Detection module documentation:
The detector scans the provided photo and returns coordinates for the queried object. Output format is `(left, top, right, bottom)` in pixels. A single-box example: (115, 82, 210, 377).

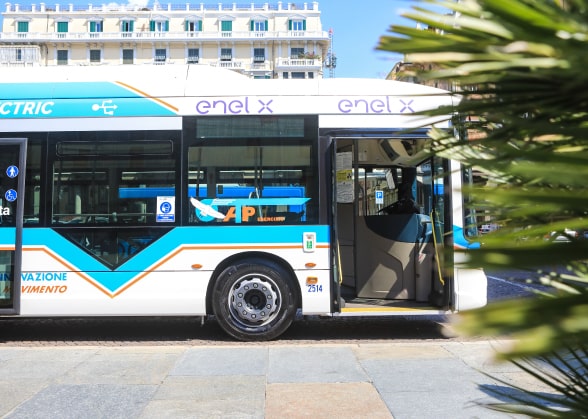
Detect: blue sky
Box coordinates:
(0, 0, 420, 79)
(320, 0, 417, 78)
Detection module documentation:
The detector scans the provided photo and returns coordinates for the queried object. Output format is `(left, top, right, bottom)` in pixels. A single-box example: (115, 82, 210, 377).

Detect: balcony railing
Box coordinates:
(275, 57, 322, 69)
(0, 30, 330, 43)
(211, 60, 244, 70)
(3, 2, 319, 13)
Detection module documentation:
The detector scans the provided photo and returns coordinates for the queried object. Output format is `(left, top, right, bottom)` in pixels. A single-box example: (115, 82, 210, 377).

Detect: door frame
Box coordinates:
(0, 138, 27, 314)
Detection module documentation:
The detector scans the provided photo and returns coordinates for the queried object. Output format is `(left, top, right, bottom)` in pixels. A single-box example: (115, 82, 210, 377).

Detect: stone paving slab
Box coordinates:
(268, 346, 368, 383)
(266, 382, 393, 419)
(6, 384, 157, 419)
(0, 341, 557, 419)
(170, 347, 267, 376)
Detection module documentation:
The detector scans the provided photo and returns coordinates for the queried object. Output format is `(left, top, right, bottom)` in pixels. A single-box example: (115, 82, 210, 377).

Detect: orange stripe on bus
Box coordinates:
(23, 247, 114, 298)
(116, 81, 180, 112)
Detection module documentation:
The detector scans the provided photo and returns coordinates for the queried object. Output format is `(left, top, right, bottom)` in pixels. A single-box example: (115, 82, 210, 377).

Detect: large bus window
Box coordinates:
(186, 116, 319, 225)
(48, 131, 179, 269)
(50, 132, 177, 226)
(187, 142, 318, 224)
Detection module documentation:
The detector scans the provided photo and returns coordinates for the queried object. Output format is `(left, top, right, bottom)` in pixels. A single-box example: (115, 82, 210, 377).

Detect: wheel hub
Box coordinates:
(231, 276, 278, 323)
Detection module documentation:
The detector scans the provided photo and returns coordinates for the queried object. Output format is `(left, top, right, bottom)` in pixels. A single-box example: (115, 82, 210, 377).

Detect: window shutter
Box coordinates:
(57, 22, 68, 33)
(149, 20, 155, 31)
(185, 21, 189, 31)
(198, 20, 202, 31)
(264, 20, 268, 31)
(221, 21, 232, 31)
(130, 21, 134, 32)
(17, 21, 28, 32)
(288, 19, 292, 30)
(303, 20, 306, 30)
(250, 20, 254, 31)
(164, 21, 169, 32)
(90, 21, 96, 32)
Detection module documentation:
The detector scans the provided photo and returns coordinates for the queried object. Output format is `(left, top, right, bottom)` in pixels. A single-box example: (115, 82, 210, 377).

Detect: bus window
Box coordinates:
(51, 133, 177, 226)
(48, 131, 179, 268)
(187, 141, 318, 225)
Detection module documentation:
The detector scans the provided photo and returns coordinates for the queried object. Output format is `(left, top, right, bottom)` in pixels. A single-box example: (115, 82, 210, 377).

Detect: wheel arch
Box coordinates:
(205, 251, 301, 314)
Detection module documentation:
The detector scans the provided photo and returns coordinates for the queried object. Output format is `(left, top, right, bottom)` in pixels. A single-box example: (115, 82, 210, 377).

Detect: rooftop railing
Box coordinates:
(0, 30, 329, 42)
(3, 2, 319, 13)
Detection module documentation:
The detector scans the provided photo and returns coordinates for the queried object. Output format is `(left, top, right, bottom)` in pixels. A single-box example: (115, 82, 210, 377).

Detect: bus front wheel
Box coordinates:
(212, 259, 297, 341)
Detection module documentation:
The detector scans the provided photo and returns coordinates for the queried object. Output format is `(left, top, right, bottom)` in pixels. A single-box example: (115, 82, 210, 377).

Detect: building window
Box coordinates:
(283, 72, 288, 79)
(90, 49, 101, 63)
(89, 21, 103, 33)
(154, 48, 166, 64)
(308, 72, 314, 79)
(187, 48, 199, 64)
(253, 48, 265, 63)
(288, 19, 306, 31)
(17, 21, 29, 32)
(122, 49, 134, 64)
(221, 20, 232, 32)
(250, 20, 267, 31)
(121, 20, 134, 33)
(57, 50, 68, 65)
(292, 72, 305, 79)
(150, 20, 169, 32)
(220, 48, 232, 61)
(56, 21, 68, 37)
(15, 48, 22, 61)
(185, 20, 202, 32)
(291, 47, 304, 58)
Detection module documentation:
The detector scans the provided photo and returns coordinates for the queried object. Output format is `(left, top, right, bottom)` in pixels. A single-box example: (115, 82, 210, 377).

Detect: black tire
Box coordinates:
(212, 259, 297, 341)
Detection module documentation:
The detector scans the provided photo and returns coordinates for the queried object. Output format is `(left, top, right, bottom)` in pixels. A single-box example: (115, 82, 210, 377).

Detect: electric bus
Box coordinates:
(0, 64, 486, 341)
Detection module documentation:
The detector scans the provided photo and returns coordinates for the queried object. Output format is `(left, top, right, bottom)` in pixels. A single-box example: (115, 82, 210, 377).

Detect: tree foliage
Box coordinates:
(378, 0, 588, 358)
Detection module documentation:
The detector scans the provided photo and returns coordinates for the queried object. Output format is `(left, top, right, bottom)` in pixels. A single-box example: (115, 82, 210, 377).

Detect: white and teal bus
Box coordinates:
(0, 65, 486, 341)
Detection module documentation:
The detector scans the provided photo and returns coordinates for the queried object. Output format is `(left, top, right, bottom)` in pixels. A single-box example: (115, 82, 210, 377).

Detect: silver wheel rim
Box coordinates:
(228, 273, 281, 329)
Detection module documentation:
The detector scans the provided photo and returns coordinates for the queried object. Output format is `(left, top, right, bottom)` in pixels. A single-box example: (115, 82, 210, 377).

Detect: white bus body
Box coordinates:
(0, 65, 486, 341)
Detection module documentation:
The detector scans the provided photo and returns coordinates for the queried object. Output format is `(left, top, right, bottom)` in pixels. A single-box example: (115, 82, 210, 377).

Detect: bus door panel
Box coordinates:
(0, 138, 26, 313)
(335, 202, 355, 289)
(356, 214, 418, 299)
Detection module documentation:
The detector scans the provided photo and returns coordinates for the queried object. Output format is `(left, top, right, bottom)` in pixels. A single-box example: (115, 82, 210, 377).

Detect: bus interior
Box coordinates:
(333, 135, 448, 312)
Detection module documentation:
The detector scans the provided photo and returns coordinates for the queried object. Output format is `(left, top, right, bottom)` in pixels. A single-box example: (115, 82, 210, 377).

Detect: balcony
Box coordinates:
(0, 30, 330, 43)
(211, 60, 244, 71)
(275, 57, 322, 71)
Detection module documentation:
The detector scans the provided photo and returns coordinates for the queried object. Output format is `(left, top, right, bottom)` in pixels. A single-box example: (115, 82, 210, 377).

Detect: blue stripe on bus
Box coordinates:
(119, 186, 306, 199)
(0, 82, 177, 118)
(0, 82, 138, 100)
(18, 226, 330, 293)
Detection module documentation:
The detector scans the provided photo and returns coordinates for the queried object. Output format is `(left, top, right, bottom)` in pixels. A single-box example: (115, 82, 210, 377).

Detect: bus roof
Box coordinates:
(0, 64, 453, 97)
(0, 64, 457, 129)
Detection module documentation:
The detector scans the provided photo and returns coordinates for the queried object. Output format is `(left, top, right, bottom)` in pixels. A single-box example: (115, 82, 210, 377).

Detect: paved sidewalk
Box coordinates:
(0, 341, 550, 419)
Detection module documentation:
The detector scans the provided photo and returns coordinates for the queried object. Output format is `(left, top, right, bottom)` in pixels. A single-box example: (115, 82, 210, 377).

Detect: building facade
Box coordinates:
(0, 1, 329, 78)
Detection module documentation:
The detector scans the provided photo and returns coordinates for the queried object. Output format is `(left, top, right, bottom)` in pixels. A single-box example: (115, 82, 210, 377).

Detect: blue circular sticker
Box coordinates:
(5, 189, 17, 202)
(160, 201, 172, 213)
(6, 165, 18, 178)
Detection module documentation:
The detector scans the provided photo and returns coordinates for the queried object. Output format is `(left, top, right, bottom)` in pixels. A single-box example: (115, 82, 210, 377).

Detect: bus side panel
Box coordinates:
(294, 267, 331, 315)
(20, 269, 208, 316)
(17, 226, 331, 316)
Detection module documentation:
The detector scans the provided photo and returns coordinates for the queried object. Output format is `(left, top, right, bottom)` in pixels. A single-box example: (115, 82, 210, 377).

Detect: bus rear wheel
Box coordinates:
(212, 259, 297, 341)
